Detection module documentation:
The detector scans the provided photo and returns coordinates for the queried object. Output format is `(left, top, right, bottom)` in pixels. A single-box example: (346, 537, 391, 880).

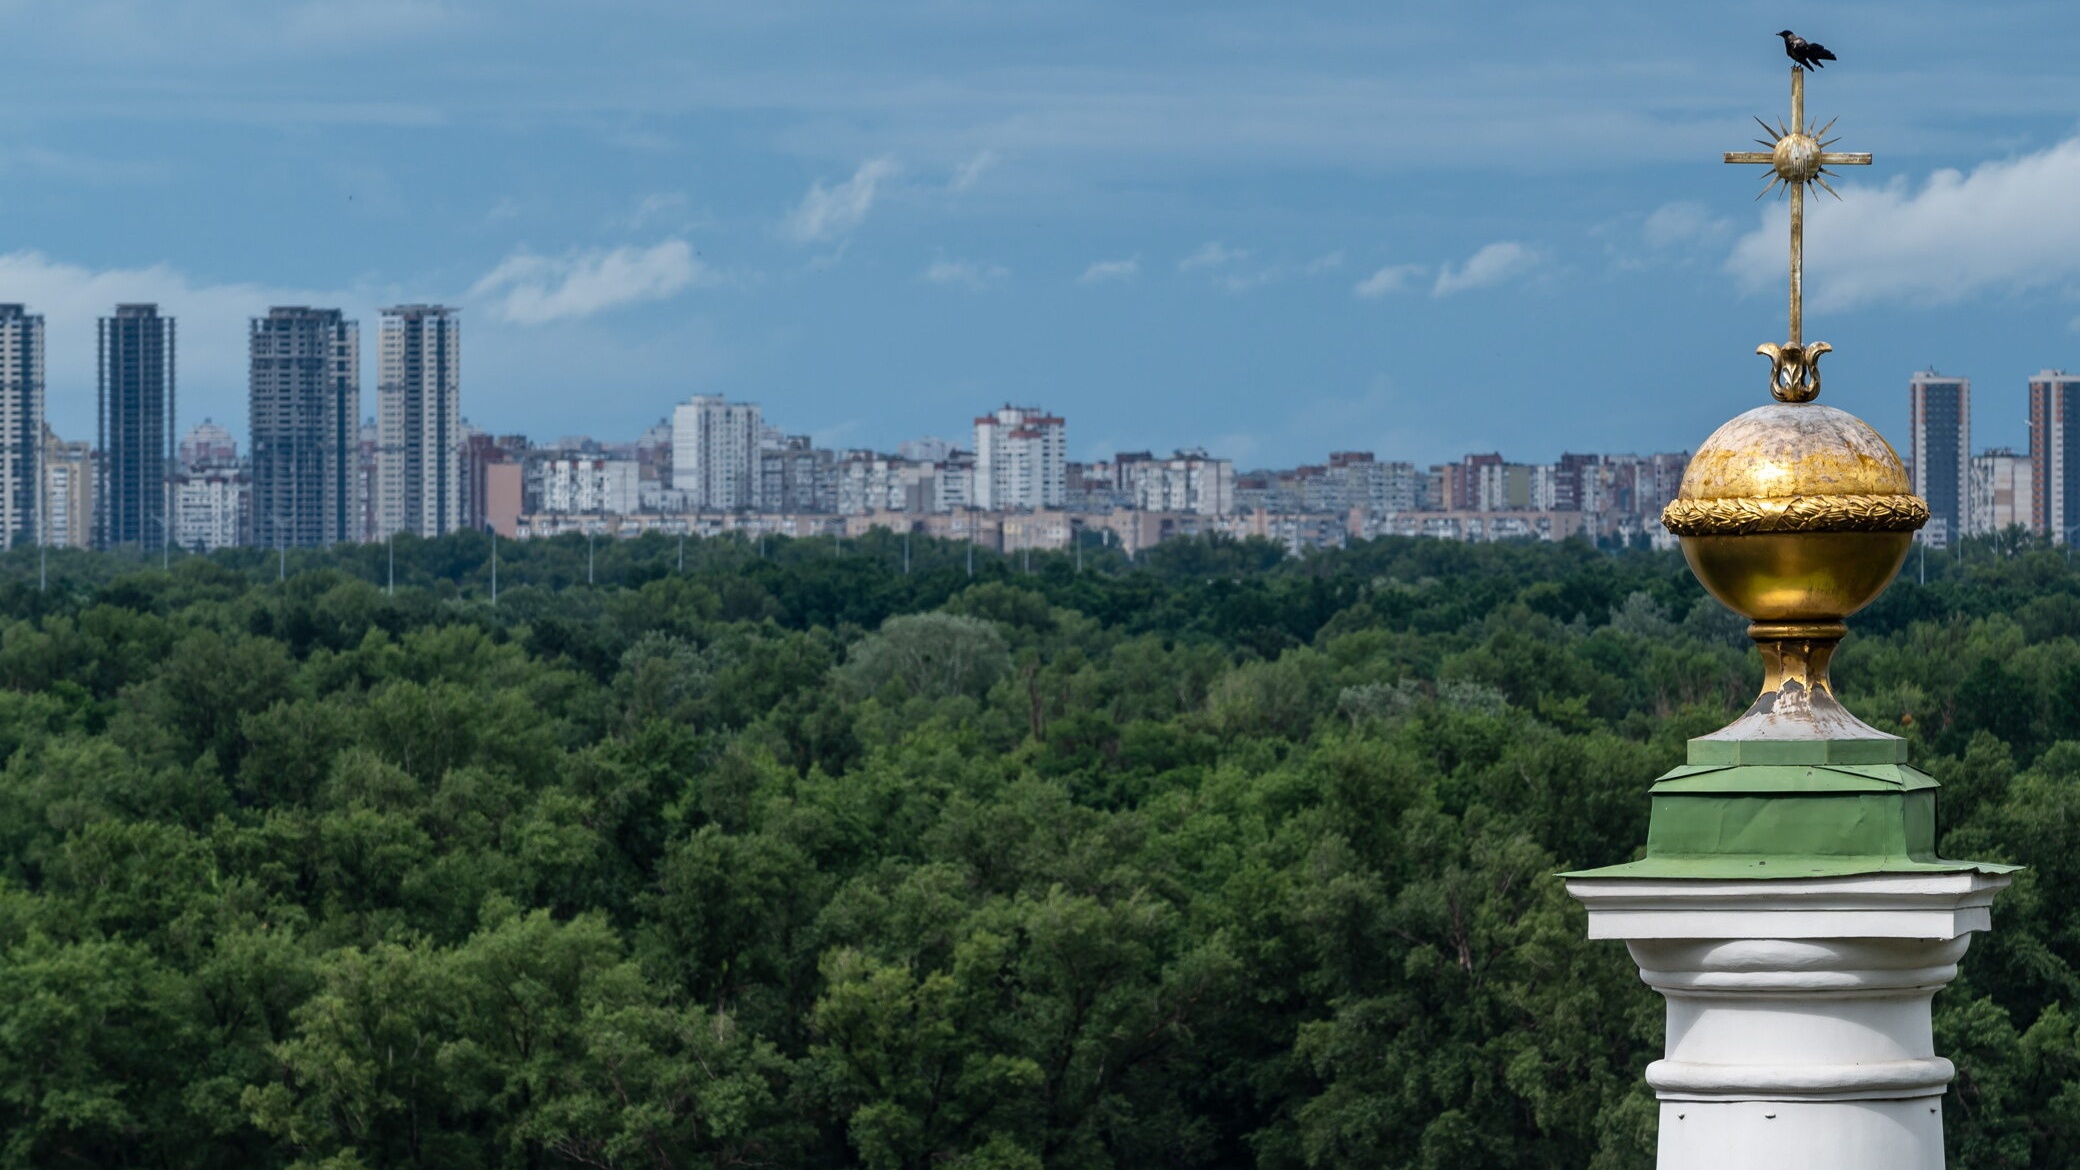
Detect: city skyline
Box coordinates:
(47, 346, 2080, 561)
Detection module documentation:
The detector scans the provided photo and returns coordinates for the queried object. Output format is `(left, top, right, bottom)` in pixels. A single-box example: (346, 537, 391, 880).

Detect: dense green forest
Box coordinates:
(0, 528, 2076, 1169)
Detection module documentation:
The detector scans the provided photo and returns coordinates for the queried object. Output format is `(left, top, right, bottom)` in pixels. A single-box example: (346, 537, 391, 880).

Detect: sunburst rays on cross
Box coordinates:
(1722, 68, 1871, 399)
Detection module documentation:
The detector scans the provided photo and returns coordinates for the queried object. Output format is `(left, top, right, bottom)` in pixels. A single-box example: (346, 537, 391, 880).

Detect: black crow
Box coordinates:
(1776, 30, 1837, 70)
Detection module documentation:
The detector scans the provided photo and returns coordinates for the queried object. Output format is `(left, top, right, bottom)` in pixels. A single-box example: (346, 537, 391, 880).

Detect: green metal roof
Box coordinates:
(1559, 732, 2015, 882)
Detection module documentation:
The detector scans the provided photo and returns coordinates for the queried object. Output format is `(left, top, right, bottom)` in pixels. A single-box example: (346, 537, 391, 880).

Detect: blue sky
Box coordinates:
(4, 0, 2079, 467)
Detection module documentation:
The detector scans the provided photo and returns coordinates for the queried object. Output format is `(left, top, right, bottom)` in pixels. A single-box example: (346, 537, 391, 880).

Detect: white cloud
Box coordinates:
(1642, 201, 1731, 250)
(1179, 241, 1247, 271)
(1305, 250, 1345, 274)
(950, 150, 996, 192)
(1433, 241, 1540, 296)
(1216, 269, 1281, 294)
(0, 250, 361, 440)
(470, 239, 703, 325)
(1603, 202, 1733, 271)
(1078, 258, 1139, 284)
(1728, 138, 2080, 311)
(920, 258, 1008, 289)
(0, 144, 164, 185)
(1353, 263, 1424, 298)
(1179, 244, 1343, 292)
(783, 157, 898, 244)
(628, 191, 689, 227)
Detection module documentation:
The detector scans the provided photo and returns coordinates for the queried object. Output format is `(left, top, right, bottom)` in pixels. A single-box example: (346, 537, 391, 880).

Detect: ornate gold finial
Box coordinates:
(1724, 68, 1870, 401)
(1658, 65, 1926, 733)
(1754, 341, 1832, 402)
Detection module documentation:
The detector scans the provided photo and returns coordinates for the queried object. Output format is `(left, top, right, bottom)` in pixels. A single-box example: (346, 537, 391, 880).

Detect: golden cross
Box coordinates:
(1723, 67, 1870, 401)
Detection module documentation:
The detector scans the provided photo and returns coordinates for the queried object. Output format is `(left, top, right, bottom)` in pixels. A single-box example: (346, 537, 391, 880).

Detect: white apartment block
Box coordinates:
(835, 452, 906, 515)
(1969, 450, 2032, 536)
(535, 457, 640, 514)
(0, 306, 44, 548)
(175, 467, 248, 551)
(42, 429, 90, 550)
(672, 395, 762, 510)
(973, 405, 1066, 511)
(375, 305, 462, 538)
(1470, 460, 1539, 512)
(933, 458, 974, 512)
(758, 436, 834, 513)
(1125, 450, 1235, 515)
(1303, 456, 1415, 515)
(899, 436, 953, 464)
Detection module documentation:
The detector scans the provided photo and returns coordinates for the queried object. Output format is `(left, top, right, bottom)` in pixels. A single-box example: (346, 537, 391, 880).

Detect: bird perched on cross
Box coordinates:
(1776, 30, 1838, 71)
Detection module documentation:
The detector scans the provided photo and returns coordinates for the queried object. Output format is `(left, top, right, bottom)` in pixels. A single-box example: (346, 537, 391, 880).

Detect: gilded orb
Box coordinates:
(1663, 402, 1926, 630)
(1771, 133, 1823, 183)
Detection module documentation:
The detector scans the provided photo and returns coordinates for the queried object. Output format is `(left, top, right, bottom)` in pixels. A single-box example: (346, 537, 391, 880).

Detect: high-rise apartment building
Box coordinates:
(482, 462, 524, 537)
(1552, 453, 1602, 514)
(0, 305, 44, 548)
(1969, 449, 2032, 537)
(98, 304, 176, 550)
(174, 472, 248, 551)
(251, 307, 360, 548)
(833, 450, 904, 515)
(934, 453, 975, 512)
(376, 305, 461, 538)
(973, 405, 1066, 510)
(758, 434, 834, 513)
(41, 428, 92, 550)
(1297, 452, 1407, 515)
(1123, 449, 1237, 515)
(2030, 370, 2080, 543)
(532, 457, 639, 515)
(1437, 452, 1548, 512)
(1909, 371, 1971, 547)
(172, 420, 247, 552)
(671, 395, 762, 510)
(462, 431, 504, 532)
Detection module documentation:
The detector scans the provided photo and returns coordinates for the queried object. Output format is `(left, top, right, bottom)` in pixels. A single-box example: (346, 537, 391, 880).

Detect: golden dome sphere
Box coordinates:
(1678, 402, 1911, 501)
(1662, 402, 1927, 629)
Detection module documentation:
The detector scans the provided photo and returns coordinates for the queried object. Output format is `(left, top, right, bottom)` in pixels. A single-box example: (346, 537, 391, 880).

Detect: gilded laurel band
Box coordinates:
(1660, 493, 1931, 536)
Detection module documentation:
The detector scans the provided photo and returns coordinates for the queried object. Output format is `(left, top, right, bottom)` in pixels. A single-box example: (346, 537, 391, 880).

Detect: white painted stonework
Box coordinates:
(1567, 871, 2011, 1170)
